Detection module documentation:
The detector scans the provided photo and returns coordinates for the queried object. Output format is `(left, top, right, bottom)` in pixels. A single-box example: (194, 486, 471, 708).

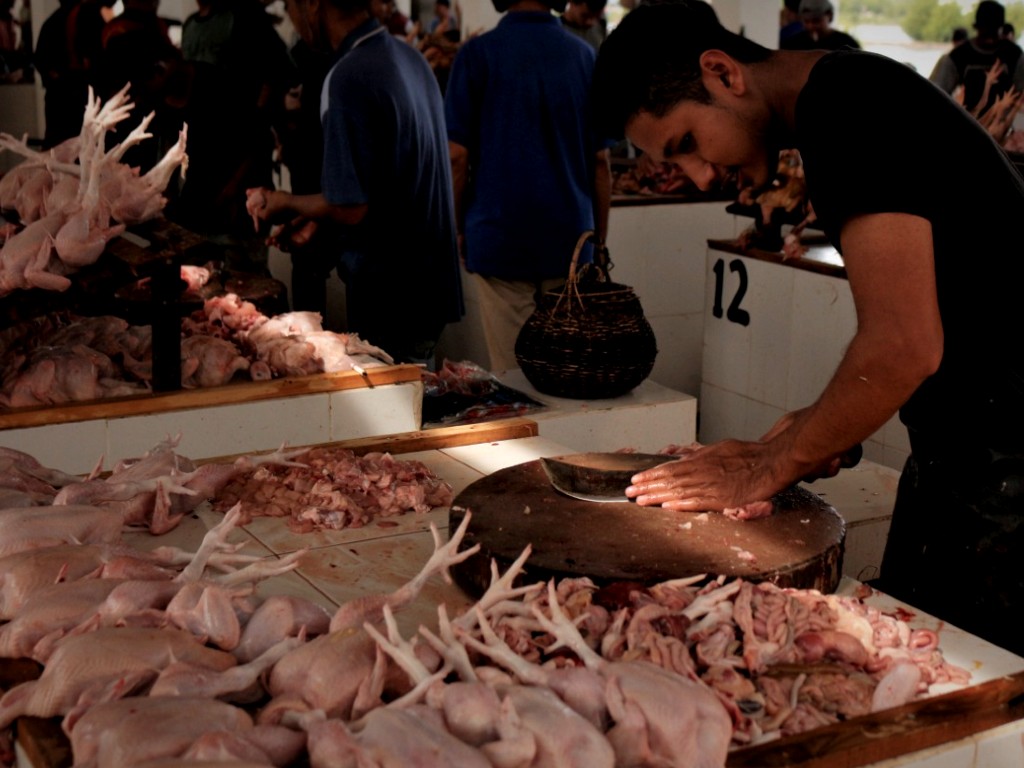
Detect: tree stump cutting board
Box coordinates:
(449, 459, 845, 597)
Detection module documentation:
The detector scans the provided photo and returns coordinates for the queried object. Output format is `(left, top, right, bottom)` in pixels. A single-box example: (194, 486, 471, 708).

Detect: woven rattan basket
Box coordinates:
(514, 232, 658, 400)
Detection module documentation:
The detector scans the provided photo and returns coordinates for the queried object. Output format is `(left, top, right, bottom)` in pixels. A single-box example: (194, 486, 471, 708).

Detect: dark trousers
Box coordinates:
(877, 435, 1024, 657)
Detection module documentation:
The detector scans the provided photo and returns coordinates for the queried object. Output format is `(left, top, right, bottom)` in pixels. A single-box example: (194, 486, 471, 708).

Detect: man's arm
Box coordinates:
(627, 212, 943, 511)
(249, 188, 368, 228)
(592, 148, 611, 245)
(448, 140, 469, 235)
(929, 54, 958, 94)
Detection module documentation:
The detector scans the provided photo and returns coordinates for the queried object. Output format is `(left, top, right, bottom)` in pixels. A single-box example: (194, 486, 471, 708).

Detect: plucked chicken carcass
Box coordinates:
(65, 696, 257, 768)
(0, 445, 81, 496)
(261, 515, 478, 723)
(0, 506, 304, 663)
(0, 504, 125, 559)
(0, 542, 180, 620)
(0, 84, 188, 295)
(363, 603, 615, 768)
(54, 435, 306, 534)
(0, 626, 237, 728)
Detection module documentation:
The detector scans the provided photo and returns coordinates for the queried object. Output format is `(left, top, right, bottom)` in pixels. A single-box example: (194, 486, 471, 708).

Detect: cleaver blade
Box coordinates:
(540, 452, 672, 503)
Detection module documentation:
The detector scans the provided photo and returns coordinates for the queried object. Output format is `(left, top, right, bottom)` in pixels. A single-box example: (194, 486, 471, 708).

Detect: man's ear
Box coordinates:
(700, 49, 745, 95)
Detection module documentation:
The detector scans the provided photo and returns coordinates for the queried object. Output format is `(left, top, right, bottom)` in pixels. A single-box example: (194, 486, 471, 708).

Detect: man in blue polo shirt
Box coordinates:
(249, 0, 463, 366)
(444, 0, 611, 372)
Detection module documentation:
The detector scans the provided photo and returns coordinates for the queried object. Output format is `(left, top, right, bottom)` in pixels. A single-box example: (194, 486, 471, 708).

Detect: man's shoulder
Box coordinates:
(834, 31, 860, 49)
(997, 39, 1023, 65)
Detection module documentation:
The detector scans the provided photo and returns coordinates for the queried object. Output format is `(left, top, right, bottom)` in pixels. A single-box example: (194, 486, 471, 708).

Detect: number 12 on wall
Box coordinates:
(711, 257, 751, 326)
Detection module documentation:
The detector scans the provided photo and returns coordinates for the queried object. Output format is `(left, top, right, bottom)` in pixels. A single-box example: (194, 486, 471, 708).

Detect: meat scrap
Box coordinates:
(213, 447, 454, 532)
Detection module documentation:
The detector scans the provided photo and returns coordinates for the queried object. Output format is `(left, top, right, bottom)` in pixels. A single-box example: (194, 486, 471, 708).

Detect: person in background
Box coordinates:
(172, 0, 295, 275)
(274, 37, 335, 318)
(372, 0, 416, 39)
(247, 0, 463, 366)
(0, 0, 28, 82)
(560, 0, 606, 52)
(780, 0, 859, 51)
(952, 26, 969, 48)
(34, 0, 88, 146)
(1000, 22, 1015, 43)
(96, 0, 187, 172)
(444, 0, 612, 373)
(778, 0, 802, 48)
(428, 0, 457, 36)
(593, 0, 1024, 657)
(930, 0, 1024, 117)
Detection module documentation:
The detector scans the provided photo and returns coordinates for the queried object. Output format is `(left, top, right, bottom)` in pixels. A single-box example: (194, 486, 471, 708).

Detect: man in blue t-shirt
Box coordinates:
(444, 0, 611, 372)
(248, 0, 462, 366)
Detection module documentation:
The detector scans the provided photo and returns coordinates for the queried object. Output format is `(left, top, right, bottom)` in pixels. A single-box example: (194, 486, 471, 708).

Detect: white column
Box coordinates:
(710, 0, 778, 49)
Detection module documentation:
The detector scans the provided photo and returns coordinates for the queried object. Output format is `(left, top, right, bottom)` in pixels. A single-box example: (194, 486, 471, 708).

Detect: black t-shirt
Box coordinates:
(795, 50, 1024, 447)
(948, 38, 1023, 114)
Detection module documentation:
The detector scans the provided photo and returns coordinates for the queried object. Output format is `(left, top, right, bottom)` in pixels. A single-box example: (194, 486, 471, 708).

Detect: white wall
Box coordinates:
(711, 0, 779, 49)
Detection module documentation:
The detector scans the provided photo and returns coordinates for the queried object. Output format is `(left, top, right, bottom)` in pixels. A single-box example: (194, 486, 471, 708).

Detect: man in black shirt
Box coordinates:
(930, 0, 1024, 116)
(594, 0, 1024, 656)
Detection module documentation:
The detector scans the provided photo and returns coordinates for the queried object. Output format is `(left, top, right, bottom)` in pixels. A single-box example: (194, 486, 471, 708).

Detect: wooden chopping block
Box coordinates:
(449, 459, 846, 596)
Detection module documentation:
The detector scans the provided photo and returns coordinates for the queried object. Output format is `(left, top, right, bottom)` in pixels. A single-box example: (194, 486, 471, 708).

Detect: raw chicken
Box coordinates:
(532, 581, 735, 768)
(65, 696, 254, 768)
(348, 705, 495, 768)
(0, 445, 81, 492)
(263, 515, 478, 721)
(0, 627, 237, 727)
(0, 85, 188, 296)
(0, 543, 175, 620)
(0, 505, 124, 559)
(180, 336, 251, 388)
(233, 595, 332, 663)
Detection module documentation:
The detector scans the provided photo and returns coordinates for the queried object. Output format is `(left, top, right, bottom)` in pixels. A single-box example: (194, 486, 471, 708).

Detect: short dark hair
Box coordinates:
(324, 0, 372, 13)
(952, 26, 969, 43)
(592, 0, 771, 139)
(975, 0, 1005, 31)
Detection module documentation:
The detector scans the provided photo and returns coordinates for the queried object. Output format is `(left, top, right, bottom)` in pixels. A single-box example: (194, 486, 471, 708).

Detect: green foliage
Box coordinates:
(1007, 5, 1024, 33)
(841, 0, 914, 25)
(922, 2, 969, 41)
(837, 0, 1024, 42)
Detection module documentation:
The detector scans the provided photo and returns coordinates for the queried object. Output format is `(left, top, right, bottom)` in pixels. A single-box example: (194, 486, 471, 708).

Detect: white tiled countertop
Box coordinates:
(108, 433, 1024, 768)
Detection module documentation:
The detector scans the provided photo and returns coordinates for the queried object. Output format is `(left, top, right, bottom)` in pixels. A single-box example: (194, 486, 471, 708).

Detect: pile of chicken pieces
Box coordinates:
(0, 436, 975, 768)
(0, 85, 188, 296)
(0, 296, 393, 410)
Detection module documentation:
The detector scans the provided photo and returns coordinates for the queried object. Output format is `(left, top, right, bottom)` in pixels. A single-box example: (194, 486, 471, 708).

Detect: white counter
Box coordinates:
(494, 368, 697, 454)
(700, 240, 911, 473)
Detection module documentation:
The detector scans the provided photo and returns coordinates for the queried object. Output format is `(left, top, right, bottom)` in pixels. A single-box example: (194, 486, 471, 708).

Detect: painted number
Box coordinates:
(711, 257, 751, 327)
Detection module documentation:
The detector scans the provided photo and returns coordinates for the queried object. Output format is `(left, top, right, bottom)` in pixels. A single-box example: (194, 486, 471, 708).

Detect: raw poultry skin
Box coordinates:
(65, 696, 254, 768)
(0, 627, 237, 727)
(263, 515, 478, 722)
(0, 505, 124, 559)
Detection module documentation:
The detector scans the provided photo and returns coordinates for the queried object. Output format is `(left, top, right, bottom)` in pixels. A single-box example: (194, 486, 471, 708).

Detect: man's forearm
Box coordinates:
(593, 148, 612, 243)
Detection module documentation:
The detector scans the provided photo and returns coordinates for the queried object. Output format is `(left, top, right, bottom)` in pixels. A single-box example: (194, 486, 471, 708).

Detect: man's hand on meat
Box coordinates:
(629, 213, 941, 514)
(627, 440, 784, 511)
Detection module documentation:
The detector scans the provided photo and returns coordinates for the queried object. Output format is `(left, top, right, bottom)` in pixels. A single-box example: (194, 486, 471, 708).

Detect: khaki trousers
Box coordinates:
(469, 272, 564, 372)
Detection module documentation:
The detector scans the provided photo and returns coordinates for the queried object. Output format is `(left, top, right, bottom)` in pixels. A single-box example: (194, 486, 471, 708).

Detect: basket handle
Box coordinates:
(566, 231, 595, 284)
